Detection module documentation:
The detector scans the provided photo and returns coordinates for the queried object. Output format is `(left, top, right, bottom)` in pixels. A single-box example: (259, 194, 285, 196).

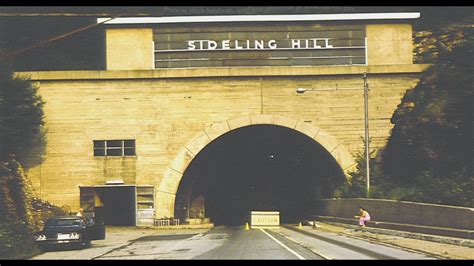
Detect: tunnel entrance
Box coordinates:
(175, 125, 345, 226)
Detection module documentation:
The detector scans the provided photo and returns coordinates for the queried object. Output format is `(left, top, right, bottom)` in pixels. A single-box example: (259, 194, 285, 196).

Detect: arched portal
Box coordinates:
(156, 114, 356, 220)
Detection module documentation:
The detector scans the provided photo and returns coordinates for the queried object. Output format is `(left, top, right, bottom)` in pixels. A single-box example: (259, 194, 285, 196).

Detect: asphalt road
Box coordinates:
(194, 226, 323, 259)
(275, 226, 435, 260)
(31, 225, 436, 260)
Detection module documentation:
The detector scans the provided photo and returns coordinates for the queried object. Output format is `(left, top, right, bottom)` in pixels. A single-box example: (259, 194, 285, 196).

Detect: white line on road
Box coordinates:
(276, 231, 333, 260)
(260, 229, 306, 260)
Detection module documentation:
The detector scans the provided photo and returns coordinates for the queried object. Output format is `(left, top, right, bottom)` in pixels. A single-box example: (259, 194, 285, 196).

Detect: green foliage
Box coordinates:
(0, 68, 46, 169)
(413, 24, 468, 64)
(335, 137, 384, 199)
(0, 157, 38, 259)
(0, 63, 54, 259)
(0, 159, 33, 225)
(386, 187, 423, 202)
(380, 34, 473, 207)
(0, 157, 66, 259)
(0, 220, 40, 259)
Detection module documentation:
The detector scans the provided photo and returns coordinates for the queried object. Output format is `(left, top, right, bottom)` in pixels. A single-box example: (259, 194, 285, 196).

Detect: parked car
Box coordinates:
(34, 216, 105, 250)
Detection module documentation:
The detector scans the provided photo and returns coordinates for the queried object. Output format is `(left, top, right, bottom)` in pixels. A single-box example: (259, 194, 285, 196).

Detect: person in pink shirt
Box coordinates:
(355, 207, 371, 227)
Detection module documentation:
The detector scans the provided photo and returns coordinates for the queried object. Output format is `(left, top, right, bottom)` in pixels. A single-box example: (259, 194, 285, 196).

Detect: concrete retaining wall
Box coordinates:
(313, 198, 473, 230)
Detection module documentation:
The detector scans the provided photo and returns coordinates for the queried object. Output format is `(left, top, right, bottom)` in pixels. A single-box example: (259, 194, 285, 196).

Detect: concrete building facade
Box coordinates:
(17, 13, 429, 225)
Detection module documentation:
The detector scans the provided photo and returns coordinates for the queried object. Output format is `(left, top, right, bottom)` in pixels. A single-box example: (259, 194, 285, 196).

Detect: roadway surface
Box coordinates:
(31, 225, 436, 260)
(194, 226, 323, 259)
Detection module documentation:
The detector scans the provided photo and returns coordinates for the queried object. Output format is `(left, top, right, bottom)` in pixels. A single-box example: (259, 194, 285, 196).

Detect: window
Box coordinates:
(93, 140, 136, 157)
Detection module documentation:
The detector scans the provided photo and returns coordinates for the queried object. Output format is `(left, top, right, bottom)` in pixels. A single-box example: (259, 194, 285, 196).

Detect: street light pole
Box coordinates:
(296, 72, 371, 198)
(363, 72, 370, 198)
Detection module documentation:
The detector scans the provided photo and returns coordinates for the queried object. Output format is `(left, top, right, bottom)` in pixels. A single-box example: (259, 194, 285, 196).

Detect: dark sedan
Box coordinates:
(35, 216, 105, 250)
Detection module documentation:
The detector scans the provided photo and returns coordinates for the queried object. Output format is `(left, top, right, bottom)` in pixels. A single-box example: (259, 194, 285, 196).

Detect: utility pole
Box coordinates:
(296, 71, 371, 198)
(363, 72, 370, 198)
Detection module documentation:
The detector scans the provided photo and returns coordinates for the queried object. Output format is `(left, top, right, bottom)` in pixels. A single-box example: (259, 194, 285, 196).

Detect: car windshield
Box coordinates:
(46, 218, 83, 227)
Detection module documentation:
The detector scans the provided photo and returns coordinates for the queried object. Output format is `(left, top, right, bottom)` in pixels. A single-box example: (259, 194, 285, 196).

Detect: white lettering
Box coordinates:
(208, 40, 217, 50)
(187, 41, 196, 50)
(325, 38, 334, 48)
(312, 39, 322, 48)
(222, 40, 230, 49)
(254, 40, 264, 49)
(291, 39, 301, 49)
(185, 38, 335, 51)
(235, 40, 243, 49)
(268, 40, 277, 49)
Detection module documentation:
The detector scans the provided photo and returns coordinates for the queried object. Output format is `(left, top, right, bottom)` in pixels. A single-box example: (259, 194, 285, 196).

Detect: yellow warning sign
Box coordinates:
(250, 211, 280, 229)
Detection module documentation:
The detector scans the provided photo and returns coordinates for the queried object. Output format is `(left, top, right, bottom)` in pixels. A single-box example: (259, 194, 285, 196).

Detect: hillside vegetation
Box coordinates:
(0, 66, 66, 259)
(340, 22, 473, 207)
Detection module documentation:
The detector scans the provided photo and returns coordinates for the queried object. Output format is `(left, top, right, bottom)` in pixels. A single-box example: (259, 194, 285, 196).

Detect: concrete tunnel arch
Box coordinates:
(155, 114, 356, 219)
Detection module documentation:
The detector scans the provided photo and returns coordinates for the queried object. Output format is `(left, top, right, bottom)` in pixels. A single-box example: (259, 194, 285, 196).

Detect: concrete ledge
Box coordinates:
(314, 198, 473, 230)
(311, 215, 474, 242)
(15, 64, 430, 81)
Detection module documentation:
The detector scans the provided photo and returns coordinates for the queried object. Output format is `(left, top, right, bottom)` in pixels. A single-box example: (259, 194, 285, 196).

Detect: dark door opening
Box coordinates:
(175, 125, 346, 226)
(94, 186, 136, 226)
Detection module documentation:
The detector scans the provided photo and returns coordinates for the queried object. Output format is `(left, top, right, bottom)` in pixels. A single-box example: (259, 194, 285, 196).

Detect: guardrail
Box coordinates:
(154, 218, 180, 227)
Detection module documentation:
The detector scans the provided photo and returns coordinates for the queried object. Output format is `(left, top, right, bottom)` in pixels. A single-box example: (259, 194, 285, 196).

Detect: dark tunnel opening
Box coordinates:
(175, 124, 346, 226)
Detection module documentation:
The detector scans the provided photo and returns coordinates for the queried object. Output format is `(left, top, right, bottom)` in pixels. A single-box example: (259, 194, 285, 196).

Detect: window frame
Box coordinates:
(93, 140, 136, 157)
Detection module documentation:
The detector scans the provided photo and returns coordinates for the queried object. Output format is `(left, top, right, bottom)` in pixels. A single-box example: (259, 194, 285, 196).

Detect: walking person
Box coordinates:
(355, 207, 371, 227)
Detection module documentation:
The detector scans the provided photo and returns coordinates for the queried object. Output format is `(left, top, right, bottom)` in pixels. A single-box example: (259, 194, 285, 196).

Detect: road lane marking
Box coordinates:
(260, 229, 306, 260)
(282, 225, 398, 260)
(275, 231, 333, 260)
(189, 233, 204, 240)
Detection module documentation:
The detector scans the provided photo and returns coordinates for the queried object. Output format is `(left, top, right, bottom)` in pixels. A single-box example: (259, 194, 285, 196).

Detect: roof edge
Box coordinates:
(97, 12, 421, 25)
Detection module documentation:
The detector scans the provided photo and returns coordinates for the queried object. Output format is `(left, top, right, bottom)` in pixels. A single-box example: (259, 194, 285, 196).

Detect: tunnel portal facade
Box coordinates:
(18, 13, 428, 225)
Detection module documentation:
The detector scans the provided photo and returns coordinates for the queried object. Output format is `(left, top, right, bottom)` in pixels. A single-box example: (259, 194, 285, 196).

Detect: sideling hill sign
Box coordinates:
(185, 38, 335, 50)
(153, 23, 367, 68)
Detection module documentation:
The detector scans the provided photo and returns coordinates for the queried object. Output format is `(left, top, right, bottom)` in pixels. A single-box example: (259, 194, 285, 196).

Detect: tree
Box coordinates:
(0, 158, 38, 259)
(0, 37, 47, 257)
(381, 35, 473, 207)
(0, 66, 46, 169)
(335, 137, 384, 199)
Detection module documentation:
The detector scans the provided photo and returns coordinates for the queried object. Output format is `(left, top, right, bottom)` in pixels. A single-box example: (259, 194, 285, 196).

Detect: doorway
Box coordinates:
(80, 185, 137, 226)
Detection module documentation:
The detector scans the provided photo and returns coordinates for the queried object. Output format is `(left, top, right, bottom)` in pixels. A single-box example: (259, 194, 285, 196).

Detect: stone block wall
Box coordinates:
(314, 198, 473, 230)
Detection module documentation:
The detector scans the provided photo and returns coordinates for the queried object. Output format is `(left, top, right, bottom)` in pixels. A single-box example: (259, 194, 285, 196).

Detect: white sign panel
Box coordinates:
(250, 211, 280, 228)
